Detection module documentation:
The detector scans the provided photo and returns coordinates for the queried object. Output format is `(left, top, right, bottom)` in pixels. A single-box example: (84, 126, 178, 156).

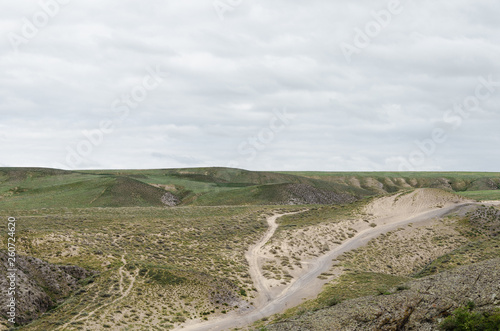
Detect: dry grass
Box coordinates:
(1, 206, 300, 330)
(338, 220, 469, 276)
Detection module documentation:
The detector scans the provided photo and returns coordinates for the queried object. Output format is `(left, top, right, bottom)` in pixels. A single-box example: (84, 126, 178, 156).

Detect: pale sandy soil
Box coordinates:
(338, 217, 469, 276)
(58, 254, 139, 330)
(179, 189, 475, 330)
(245, 211, 308, 307)
(9, 189, 478, 330)
(258, 189, 469, 293)
(482, 200, 500, 206)
(365, 188, 468, 221)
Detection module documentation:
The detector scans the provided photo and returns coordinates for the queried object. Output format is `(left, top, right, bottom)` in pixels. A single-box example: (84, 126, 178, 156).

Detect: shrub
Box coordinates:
(396, 285, 410, 291)
(440, 304, 500, 330)
(325, 297, 341, 307)
(376, 287, 391, 295)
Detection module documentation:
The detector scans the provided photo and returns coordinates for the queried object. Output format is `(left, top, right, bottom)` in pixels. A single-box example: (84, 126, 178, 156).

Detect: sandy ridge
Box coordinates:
(180, 189, 478, 330)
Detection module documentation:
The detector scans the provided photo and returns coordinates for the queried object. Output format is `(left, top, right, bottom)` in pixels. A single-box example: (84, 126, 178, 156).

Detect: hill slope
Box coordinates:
(267, 258, 500, 331)
(0, 168, 499, 330)
(0, 251, 94, 326)
(1, 167, 499, 209)
(0, 168, 169, 209)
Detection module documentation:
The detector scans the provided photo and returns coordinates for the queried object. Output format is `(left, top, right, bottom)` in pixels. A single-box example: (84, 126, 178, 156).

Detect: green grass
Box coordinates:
(278, 171, 500, 179)
(1, 167, 500, 329)
(139, 265, 188, 286)
(409, 205, 500, 278)
(413, 238, 500, 278)
(2, 167, 500, 210)
(0, 169, 169, 210)
(440, 304, 500, 330)
(262, 203, 500, 328)
(278, 171, 500, 193)
(456, 190, 500, 201)
(80, 167, 299, 191)
(316, 271, 409, 303)
(272, 271, 409, 322)
(190, 184, 282, 206)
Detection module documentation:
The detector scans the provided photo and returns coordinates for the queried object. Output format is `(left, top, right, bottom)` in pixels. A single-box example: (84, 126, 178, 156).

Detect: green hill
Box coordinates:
(0, 168, 166, 210)
(1, 167, 499, 210)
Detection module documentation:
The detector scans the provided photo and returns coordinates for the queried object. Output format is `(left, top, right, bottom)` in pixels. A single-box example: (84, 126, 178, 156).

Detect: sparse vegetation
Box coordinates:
(456, 190, 500, 201)
(440, 303, 500, 331)
(256, 192, 500, 330)
(0, 205, 275, 329)
(273, 271, 409, 322)
(1, 168, 499, 330)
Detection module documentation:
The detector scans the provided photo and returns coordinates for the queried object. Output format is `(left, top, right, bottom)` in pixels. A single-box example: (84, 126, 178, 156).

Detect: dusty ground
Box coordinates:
(338, 218, 469, 276)
(267, 258, 500, 331)
(181, 189, 475, 330)
(258, 189, 469, 293)
(5, 189, 479, 331)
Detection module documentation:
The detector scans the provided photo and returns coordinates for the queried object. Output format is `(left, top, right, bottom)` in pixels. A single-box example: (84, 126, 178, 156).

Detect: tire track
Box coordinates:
(59, 254, 138, 330)
(180, 203, 471, 331)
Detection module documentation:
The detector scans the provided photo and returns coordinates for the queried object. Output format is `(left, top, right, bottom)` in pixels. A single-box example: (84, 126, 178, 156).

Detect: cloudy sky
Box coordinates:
(1, 0, 499, 171)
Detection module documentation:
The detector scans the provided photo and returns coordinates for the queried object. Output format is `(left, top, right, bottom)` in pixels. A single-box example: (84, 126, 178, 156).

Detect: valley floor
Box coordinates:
(179, 189, 498, 330)
(1, 188, 498, 330)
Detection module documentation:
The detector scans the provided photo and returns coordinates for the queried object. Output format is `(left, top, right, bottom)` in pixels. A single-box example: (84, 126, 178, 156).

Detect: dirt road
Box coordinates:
(246, 211, 306, 307)
(180, 201, 470, 331)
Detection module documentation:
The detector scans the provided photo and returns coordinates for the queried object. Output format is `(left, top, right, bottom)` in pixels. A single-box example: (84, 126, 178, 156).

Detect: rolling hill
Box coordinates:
(0, 167, 499, 330)
(1, 167, 500, 210)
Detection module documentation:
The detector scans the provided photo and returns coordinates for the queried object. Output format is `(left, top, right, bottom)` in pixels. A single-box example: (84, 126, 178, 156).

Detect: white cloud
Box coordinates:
(0, 0, 499, 171)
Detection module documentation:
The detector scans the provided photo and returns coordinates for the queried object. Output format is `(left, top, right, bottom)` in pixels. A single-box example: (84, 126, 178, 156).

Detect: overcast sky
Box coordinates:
(1, 0, 499, 171)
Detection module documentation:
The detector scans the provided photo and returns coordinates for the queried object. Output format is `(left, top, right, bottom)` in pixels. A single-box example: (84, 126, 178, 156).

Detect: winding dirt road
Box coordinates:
(246, 211, 306, 307)
(181, 202, 470, 331)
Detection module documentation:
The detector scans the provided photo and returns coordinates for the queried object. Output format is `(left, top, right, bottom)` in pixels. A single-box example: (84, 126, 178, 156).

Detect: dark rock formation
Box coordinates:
(0, 252, 95, 325)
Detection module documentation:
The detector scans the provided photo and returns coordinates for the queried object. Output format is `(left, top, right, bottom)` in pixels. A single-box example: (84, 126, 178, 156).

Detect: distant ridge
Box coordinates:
(0, 167, 499, 209)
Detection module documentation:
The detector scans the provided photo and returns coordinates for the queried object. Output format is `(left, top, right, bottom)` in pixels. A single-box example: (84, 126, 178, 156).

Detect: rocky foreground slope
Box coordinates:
(268, 259, 500, 331)
(267, 258, 500, 331)
(257, 191, 499, 330)
(0, 252, 95, 326)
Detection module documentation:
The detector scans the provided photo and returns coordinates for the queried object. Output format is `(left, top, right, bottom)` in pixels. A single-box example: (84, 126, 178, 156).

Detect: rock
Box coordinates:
(0, 252, 96, 325)
(161, 192, 180, 206)
(268, 258, 500, 330)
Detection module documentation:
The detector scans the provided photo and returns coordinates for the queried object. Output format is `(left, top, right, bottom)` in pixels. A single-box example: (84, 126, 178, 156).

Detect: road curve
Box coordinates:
(179, 203, 469, 331)
(246, 211, 306, 307)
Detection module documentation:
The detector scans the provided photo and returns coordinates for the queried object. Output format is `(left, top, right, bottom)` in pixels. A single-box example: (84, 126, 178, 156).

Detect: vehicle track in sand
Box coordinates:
(180, 200, 473, 331)
(58, 254, 138, 330)
(246, 211, 308, 307)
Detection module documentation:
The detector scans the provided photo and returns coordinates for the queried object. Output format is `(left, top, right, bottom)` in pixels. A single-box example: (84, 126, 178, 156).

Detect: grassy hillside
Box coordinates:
(0, 167, 367, 210)
(265, 258, 500, 331)
(280, 171, 500, 196)
(0, 168, 168, 210)
(456, 190, 500, 201)
(2, 167, 499, 210)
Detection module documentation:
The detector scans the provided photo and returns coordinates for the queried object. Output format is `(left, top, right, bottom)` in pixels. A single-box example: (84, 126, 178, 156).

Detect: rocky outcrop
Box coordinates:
(268, 258, 500, 330)
(161, 192, 181, 206)
(282, 184, 356, 205)
(0, 252, 95, 325)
